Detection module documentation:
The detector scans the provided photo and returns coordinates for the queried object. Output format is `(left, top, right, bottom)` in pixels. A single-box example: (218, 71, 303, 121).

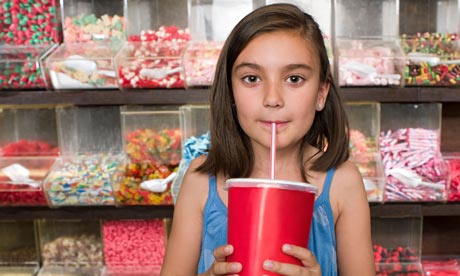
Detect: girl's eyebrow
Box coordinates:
(234, 62, 313, 72)
(233, 62, 261, 71)
(285, 63, 313, 72)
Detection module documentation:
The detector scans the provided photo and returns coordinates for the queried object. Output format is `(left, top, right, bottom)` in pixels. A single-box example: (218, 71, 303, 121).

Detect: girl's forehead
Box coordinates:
(234, 31, 320, 67)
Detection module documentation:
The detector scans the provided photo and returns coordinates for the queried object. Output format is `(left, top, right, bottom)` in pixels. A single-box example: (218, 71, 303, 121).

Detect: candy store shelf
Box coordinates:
(0, 205, 174, 220)
(370, 202, 460, 218)
(0, 87, 460, 106)
(0, 203, 459, 220)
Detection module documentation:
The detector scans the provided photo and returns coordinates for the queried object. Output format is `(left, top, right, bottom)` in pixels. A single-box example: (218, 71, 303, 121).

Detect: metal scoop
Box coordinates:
(139, 67, 183, 79)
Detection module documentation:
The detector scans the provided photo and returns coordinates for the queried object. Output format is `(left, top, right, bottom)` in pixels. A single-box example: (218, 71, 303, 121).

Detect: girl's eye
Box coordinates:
(287, 75, 304, 84)
(242, 75, 260, 83)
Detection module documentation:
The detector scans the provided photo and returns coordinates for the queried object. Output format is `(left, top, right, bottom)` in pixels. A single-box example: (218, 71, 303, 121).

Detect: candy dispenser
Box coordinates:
(115, 40, 187, 89)
(0, 44, 57, 90)
(401, 33, 460, 86)
(114, 106, 181, 205)
(171, 105, 211, 203)
(42, 106, 123, 207)
(372, 217, 423, 276)
(0, 106, 59, 206)
(183, 41, 223, 88)
(188, 0, 262, 42)
(443, 152, 460, 202)
(337, 37, 405, 87)
(399, 0, 460, 86)
(115, 0, 189, 90)
(335, 0, 399, 37)
(0, 221, 39, 276)
(36, 219, 104, 275)
(0, 0, 62, 45)
(45, 42, 121, 90)
(379, 103, 449, 202)
(344, 102, 385, 202)
(61, 0, 127, 43)
(102, 219, 167, 274)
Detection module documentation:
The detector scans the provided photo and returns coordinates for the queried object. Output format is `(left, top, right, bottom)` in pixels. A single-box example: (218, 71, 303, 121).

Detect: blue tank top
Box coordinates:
(197, 169, 338, 275)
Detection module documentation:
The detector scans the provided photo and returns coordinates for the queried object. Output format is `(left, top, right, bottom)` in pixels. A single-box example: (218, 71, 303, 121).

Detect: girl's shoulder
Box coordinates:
(176, 155, 211, 211)
(330, 160, 368, 216)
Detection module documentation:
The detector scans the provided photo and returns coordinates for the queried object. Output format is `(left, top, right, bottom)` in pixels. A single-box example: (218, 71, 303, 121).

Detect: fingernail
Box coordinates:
(231, 263, 242, 271)
(263, 260, 273, 270)
(282, 244, 292, 252)
(225, 245, 233, 253)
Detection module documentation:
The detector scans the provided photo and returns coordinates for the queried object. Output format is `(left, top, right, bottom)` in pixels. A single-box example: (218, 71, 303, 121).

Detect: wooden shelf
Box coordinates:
(0, 87, 460, 105)
(0, 203, 459, 220)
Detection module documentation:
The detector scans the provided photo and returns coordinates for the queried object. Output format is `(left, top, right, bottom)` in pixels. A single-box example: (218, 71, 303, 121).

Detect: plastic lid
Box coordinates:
(226, 178, 317, 194)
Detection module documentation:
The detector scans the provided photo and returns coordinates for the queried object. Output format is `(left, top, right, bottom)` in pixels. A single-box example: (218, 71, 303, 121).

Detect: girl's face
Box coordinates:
(231, 30, 329, 152)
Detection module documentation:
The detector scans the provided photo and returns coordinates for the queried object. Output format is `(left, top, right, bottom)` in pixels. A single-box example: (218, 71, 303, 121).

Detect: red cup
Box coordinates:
(226, 178, 317, 276)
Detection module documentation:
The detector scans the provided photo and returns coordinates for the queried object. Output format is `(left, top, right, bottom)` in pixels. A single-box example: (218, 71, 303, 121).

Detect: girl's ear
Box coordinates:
(316, 82, 330, 111)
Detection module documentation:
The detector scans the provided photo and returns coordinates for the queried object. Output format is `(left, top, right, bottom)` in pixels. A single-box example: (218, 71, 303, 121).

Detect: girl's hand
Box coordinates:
(262, 244, 322, 276)
(205, 245, 242, 276)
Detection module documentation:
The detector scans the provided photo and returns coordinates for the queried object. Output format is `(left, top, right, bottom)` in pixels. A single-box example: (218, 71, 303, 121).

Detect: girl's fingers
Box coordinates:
(282, 244, 320, 269)
(262, 244, 321, 276)
(211, 244, 242, 275)
(212, 262, 242, 275)
(213, 244, 233, 262)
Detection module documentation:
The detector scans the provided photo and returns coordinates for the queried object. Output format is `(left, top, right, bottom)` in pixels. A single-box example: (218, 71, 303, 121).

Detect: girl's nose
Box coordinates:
(263, 81, 284, 108)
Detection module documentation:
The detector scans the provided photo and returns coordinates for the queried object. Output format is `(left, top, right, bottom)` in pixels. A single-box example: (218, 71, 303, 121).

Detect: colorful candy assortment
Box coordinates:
(445, 154, 460, 201)
(63, 14, 125, 43)
(117, 26, 190, 89)
(0, 45, 54, 90)
(402, 33, 460, 86)
(47, 43, 120, 89)
(43, 154, 121, 206)
(0, 0, 62, 45)
(349, 129, 384, 202)
(102, 220, 165, 268)
(115, 129, 181, 205)
(338, 40, 403, 86)
(379, 128, 449, 201)
(374, 244, 422, 276)
(183, 41, 222, 87)
(41, 234, 103, 267)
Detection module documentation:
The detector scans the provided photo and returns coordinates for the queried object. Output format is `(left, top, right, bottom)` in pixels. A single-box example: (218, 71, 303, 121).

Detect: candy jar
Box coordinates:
(379, 103, 449, 202)
(0, 106, 59, 206)
(345, 102, 385, 202)
(36, 219, 104, 275)
(45, 42, 121, 90)
(61, 0, 127, 43)
(113, 105, 181, 205)
(43, 106, 123, 207)
(0, 221, 40, 276)
(0, 44, 56, 90)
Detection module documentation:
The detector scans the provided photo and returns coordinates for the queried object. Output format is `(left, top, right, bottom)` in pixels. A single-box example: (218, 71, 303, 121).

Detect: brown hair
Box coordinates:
(197, 3, 349, 182)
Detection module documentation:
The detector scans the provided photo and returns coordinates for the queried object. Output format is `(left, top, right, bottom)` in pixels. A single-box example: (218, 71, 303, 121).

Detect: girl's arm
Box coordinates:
(334, 161, 376, 276)
(160, 158, 209, 275)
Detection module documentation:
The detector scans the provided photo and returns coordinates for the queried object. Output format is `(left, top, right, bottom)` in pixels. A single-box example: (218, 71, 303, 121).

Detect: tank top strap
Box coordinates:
(315, 168, 336, 205)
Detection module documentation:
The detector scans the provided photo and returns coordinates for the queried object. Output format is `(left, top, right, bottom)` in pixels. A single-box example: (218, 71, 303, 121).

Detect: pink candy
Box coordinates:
(103, 219, 166, 268)
(379, 128, 449, 201)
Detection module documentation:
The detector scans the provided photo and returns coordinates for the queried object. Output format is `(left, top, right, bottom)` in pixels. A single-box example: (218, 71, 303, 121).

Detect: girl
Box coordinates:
(161, 3, 375, 276)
